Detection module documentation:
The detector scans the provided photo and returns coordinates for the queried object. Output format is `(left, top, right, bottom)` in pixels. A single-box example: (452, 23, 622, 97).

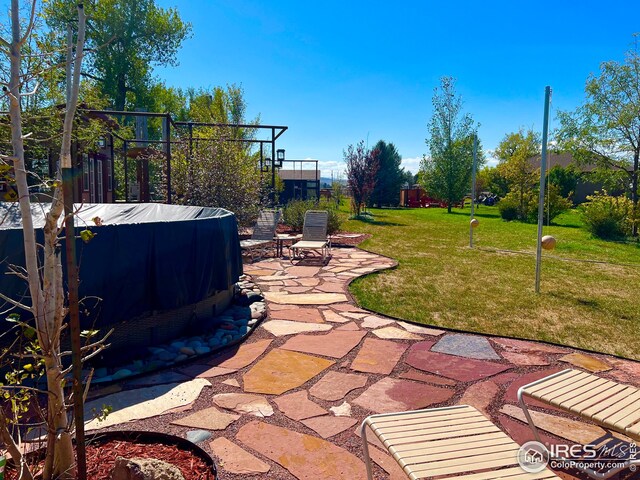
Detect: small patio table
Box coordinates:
(274, 234, 302, 257)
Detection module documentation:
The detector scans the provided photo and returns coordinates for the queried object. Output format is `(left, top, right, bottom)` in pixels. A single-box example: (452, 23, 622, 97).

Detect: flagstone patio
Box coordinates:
(86, 247, 639, 480)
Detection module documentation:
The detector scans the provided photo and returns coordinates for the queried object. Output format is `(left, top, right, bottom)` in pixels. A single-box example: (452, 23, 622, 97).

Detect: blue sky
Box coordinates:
(155, 0, 640, 177)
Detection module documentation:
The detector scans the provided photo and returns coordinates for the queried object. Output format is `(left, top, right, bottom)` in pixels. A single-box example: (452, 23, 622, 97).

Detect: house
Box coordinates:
(528, 152, 622, 204)
(277, 169, 320, 203)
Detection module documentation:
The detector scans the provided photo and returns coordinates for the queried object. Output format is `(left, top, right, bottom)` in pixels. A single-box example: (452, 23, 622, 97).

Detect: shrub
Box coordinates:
(497, 193, 523, 221)
(282, 199, 342, 235)
(498, 184, 571, 224)
(581, 191, 635, 239)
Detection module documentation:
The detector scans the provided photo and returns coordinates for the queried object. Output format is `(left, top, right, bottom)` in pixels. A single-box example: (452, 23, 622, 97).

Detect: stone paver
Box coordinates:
(280, 330, 367, 358)
(353, 377, 455, 414)
(270, 308, 325, 323)
(210, 437, 270, 475)
(330, 401, 352, 417)
(458, 380, 499, 415)
(559, 352, 612, 372)
(84, 379, 210, 431)
(263, 292, 348, 305)
(221, 378, 240, 388)
(309, 371, 368, 401)
(321, 310, 351, 323)
(172, 406, 239, 430)
(501, 351, 550, 366)
(397, 321, 446, 336)
(243, 349, 334, 395)
(315, 282, 345, 293)
(301, 416, 358, 438)
(236, 421, 365, 479)
(372, 326, 422, 340)
(493, 337, 567, 354)
(336, 321, 360, 331)
(125, 371, 191, 387)
(406, 341, 511, 381)
(432, 333, 501, 360)
(213, 393, 274, 417)
(503, 368, 565, 410)
(351, 338, 408, 375)
(398, 369, 456, 386)
(360, 315, 395, 328)
(274, 390, 327, 421)
(500, 404, 607, 444)
(210, 339, 273, 369)
(262, 319, 333, 336)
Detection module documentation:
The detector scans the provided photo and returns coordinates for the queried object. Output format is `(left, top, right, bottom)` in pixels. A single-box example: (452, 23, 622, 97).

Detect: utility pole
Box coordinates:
(535, 86, 552, 294)
(469, 134, 478, 247)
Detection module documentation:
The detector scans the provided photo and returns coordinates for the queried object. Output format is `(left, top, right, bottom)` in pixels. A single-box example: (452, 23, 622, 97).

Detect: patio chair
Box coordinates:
(240, 210, 280, 261)
(518, 368, 640, 477)
(361, 404, 561, 480)
(289, 210, 331, 263)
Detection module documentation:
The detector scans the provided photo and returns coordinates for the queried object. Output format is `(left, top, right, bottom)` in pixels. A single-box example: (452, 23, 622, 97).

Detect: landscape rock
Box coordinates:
(111, 457, 185, 480)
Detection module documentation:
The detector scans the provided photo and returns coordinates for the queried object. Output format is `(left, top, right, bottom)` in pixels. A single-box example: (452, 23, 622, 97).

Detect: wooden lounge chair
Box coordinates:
(518, 368, 640, 477)
(240, 210, 280, 261)
(361, 404, 561, 480)
(289, 210, 331, 263)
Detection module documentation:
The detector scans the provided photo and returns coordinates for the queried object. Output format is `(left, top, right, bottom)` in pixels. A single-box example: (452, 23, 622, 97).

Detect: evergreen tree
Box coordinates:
(370, 140, 404, 207)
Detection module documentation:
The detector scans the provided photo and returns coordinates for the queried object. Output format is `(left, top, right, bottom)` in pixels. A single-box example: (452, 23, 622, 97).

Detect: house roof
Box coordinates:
(278, 169, 319, 181)
(527, 152, 632, 173)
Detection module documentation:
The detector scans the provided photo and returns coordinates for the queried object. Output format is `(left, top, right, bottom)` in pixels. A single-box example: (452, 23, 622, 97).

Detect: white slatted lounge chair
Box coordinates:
(361, 404, 561, 480)
(518, 368, 640, 477)
(289, 210, 331, 263)
(240, 210, 280, 261)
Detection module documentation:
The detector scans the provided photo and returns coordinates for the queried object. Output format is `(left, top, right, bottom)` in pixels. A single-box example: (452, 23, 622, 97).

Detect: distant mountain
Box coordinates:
(320, 177, 347, 187)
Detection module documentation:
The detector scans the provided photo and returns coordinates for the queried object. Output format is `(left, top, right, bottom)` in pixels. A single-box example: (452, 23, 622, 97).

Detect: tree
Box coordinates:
(171, 85, 263, 225)
(548, 164, 581, 200)
(557, 38, 640, 235)
(495, 129, 540, 219)
(420, 77, 480, 213)
(344, 140, 379, 216)
(45, 0, 192, 111)
(477, 166, 509, 198)
(369, 140, 403, 207)
(1, 2, 93, 479)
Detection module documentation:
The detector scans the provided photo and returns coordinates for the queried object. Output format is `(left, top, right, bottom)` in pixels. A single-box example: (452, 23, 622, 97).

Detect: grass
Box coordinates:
(341, 205, 640, 360)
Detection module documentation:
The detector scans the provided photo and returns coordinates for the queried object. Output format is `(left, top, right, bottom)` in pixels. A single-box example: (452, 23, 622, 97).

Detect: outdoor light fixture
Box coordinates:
(97, 137, 106, 149)
(275, 148, 285, 168)
(262, 157, 271, 172)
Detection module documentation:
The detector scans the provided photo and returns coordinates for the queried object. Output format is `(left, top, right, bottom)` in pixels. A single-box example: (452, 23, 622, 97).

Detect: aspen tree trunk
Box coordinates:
(6, 2, 86, 478)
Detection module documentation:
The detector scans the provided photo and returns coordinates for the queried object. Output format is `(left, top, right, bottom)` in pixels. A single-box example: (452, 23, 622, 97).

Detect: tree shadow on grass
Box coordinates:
(352, 216, 406, 227)
(447, 210, 500, 220)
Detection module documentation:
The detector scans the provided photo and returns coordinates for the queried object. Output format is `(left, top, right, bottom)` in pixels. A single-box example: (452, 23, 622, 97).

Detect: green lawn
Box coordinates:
(342, 205, 640, 360)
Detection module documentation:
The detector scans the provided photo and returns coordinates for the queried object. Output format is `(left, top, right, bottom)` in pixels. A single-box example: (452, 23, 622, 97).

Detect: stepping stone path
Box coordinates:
(85, 247, 640, 480)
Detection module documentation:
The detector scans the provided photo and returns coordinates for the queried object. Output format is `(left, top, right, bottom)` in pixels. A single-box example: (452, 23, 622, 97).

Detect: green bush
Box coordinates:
(581, 191, 635, 239)
(498, 185, 571, 224)
(282, 199, 342, 235)
(497, 193, 522, 221)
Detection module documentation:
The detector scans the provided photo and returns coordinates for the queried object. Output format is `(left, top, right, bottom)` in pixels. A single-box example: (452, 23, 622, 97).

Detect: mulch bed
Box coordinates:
(86, 439, 214, 479)
(5, 439, 214, 480)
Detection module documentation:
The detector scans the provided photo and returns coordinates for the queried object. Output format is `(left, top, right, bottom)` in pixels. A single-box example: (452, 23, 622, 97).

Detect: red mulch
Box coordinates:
(5, 439, 214, 480)
(86, 439, 214, 479)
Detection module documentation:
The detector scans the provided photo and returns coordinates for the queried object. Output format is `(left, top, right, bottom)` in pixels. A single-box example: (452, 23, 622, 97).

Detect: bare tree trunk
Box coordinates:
(6, 2, 87, 479)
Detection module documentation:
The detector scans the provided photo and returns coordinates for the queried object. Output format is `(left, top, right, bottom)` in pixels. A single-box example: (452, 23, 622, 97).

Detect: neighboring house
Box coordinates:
(277, 169, 320, 203)
(528, 152, 619, 204)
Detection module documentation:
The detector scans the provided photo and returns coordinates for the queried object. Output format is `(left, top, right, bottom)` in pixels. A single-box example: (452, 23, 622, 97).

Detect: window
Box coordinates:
(89, 158, 95, 203)
(107, 158, 112, 191)
(82, 154, 89, 191)
(96, 159, 103, 203)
